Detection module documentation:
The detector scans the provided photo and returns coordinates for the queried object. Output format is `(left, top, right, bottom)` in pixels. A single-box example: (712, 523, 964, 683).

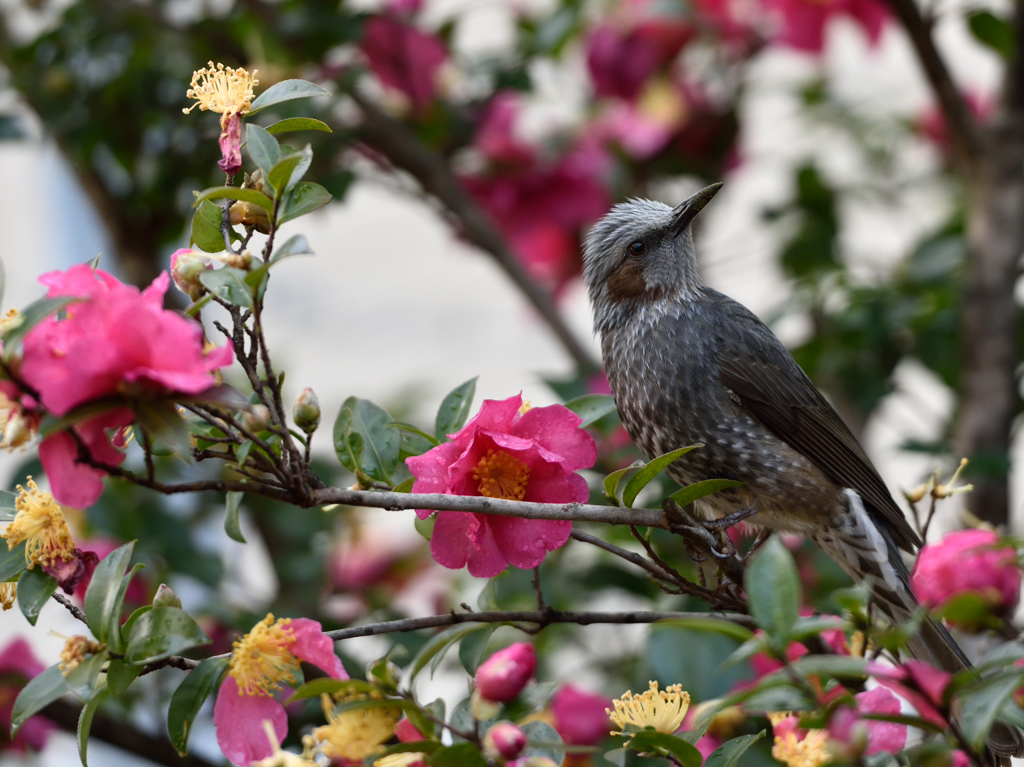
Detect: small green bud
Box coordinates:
(293, 387, 321, 434)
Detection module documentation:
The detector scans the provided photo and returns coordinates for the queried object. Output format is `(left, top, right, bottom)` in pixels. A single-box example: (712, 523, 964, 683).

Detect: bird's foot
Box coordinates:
(702, 505, 759, 531)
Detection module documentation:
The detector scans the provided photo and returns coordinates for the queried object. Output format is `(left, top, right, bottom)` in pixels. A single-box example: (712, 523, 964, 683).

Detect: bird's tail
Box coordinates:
(812, 490, 1024, 763)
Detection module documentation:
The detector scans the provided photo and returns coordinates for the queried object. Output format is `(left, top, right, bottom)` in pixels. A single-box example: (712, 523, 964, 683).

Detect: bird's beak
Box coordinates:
(671, 182, 723, 238)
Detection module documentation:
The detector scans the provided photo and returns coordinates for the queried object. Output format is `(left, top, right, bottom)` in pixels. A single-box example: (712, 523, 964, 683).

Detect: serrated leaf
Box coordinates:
(167, 656, 230, 755)
(194, 185, 274, 212)
(16, 567, 57, 625)
(224, 491, 246, 543)
(3, 296, 79, 360)
(622, 445, 701, 508)
(10, 664, 67, 737)
(199, 267, 254, 310)
(124, 606, 210, 665)
(410, 624, 487, 683)
(248, 79, 331, 115)
(627, 730, 703, 766)
(270, 234, 314, 264)
(83, 542, 135, 649)
(265, 117, 333, 135)
(279, 181, 331, 224)
(458, 624, 497, 675)
(564, 393, 618, 427)
(704, 732, 766, 767)
(744, 536, 800, 642)
(336, 397, 399, 483)
(191, 200, 228, 253)
(669, 479, 745, 508)
(0, 541, 27, 581)
(435, 377, 477, 442)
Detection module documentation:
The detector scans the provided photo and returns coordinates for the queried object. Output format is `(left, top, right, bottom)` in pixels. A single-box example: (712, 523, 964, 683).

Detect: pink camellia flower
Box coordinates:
(910, 528, 1021, 625)
(0, 639, 56, 754)
(360, 13, 448, 112)
(406, 393, 597, 577)
(552, 684, 612, 745)
(484, 722, 528, 760)
(213, 614, 346, 765)
(829, 687, 907, 756)
(868, 661, 947, 728)
(476, 643, 537, 702)
(19, 264, 233, 507)
(761, 0, 890, 53)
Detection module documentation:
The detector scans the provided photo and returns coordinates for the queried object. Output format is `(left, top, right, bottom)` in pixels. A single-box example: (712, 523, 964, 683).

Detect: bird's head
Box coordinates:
(583, 183, 721, 331)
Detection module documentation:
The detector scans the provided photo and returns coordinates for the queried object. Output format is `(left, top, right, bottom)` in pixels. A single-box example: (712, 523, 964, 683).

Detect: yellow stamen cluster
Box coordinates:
(0, 582, 15, 610)
(2, 478, 75, 569)
(608, 681, 690, 738)
(313, 692, 401, 762)
(767, 713, 832, 767)
(518, 400, 533, 415)
(59, 635, 104, 675)
(474, 450, 531, 501)
(229, 614, 300, 697)
(0, 309, 20, 337)
(251, 720, 319, 767)
(183, 62, 259, 124)
(906, 458, 973, 503)
(374, 754, 428, 767)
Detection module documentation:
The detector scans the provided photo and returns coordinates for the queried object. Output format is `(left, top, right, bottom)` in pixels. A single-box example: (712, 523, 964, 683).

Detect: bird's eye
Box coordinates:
(628, 240, 647, 257)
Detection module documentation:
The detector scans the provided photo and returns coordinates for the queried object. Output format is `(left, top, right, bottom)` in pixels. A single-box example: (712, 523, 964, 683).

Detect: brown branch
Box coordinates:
(52, 592, 88, 624)
(349, 90, 598, 371)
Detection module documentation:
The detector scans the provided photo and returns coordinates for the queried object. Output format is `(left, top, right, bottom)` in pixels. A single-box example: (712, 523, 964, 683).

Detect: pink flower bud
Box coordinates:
(552, 684, 612, 745)
(395, 717, 426, 742)
(170, 248, 211, 301)
(475, 643, 536, 702)
(484, 722, 527, 761)
(293, 388, 321, 434)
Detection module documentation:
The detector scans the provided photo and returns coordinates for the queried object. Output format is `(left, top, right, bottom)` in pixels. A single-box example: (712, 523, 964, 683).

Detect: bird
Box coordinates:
(582, 182, 1022, 761)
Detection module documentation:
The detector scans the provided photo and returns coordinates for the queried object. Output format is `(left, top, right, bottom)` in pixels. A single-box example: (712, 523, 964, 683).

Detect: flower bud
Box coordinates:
(170, 248, 211, 302)
(152, 583, 182, 609)
(293, 388, 321, 434)
(483, 722, 527, 761)
(475, 642, 536, 702)
(229, 201, 271, 234)
(470, 688, 501, 721)
(241, 404, 272, 433)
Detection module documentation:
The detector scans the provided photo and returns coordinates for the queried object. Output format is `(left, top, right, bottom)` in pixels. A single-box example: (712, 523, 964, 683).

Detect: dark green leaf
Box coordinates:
(106, 658, 142, 697)
(245, 124, 280, 176)
(520, 720, 564, 763)
(224, 491, 246, 543)
(199, 267, 254, 310)
(563, 394, 617, 427)
(135, 400, 188, 450)
(285, 678, 378, 704)
(11, 664, 67, 737)
(83, 541, 135, 649)
(448, 697, 474, 742)
(458, 624, 497, 675)
(268, 145, 312, 194)
(0, 541, 28, 581)
(790, 655, 867, 679)
(426, 742, 488, 767)
(193, 185, 274, 213)
(669, 479, 745, 508)
(279, 181, 331, 224)
(603, 462, 642, 506)
(703, 732, 766, 767)
(389, 421, 440, 448)
(410, 624, 487, 683)
(167, 656, 230, 755)
(656, 617, 754, 643)
(265, 117, 333, 135)
(381, 740, 444, 757)
(968, 11, 1015, 60)
(191, 200, 228, 253)
(270, 234, 314, 264)
(3, 296, 79, 359)
(78, 690, 106, 767)
(435, 377, 478, 442)
(627, 730, 703, 767)
(16, 567, 57, 626)
(744, 536, 800, 642)
(622, 445, 701, 508)
(336, 397, 400, 483)
(248, 79, 332, 115)
(124, 606, 210, 665)
(957, 671, 1024, 750)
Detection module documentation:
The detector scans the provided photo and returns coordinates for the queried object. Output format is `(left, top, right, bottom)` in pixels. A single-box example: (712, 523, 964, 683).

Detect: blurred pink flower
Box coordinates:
(917, 92, 993, 149)
(0, 639, 56, 754)
(868, 661, 947, 728)
(360, 13, 448, 112)
(552, 684, 611, 745)
(476, 643, 537, 702)
(910, 528, 1021, 623)
(762, 0, 890, 53)
(395, 717, 427, 741)
(406, 393, 596, 577)
(484, 722, 528, 760)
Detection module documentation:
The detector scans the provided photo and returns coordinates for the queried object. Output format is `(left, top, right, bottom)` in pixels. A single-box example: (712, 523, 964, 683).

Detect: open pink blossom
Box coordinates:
(476, 643, 537, 702)
(910, 529, 1021, 623)
(586, 16, 693, 101)
(360, 13, 448, 112)
(0, 639, 56, 754)
(213, 615, 347, 765)
(868, 662, 947, 728)
(762, 0, 890, 53)
(406, 393, 597, 577)
(552, 684, 612, 745)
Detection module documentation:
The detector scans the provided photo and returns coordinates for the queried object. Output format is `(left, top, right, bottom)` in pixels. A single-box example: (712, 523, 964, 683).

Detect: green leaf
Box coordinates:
(265, 117, 333, 135)
(622, 445, 701, 508)
(245, 124, 280, 176)
(278, 181, 331, 224)
(336, 397, 400, 483)
(167, 656, 230, 756)
(603, 461, 642, 505)
(604, 747, 628, 766)
(657, 616, 754, 643)
(789, 655, 867, 679)
(744, 536, 800, 642)
(285, 678, 378, 704)
(0, 541, 28, 581)
(199, 267, 254, 310)
(106, 658, 142, 697)
(389, 421, 440, 448)
(435, 377, 477, 442)
(224, 491, 246, 543)
(564, 393, 617, 427)
(124, 606, 210, 665)
(63, 649, 108, 700)
(83, 541, 135, 649)
(703, 732, 766, 767)
(520, 720, 564, 763)
(78, 690, 106, 767)
(270, 233, 314, 264)
(669, 479, 745, 508)
(191, 200, 228, 253)
(11, 664, 68, 737)
(16, 567, 57, 626)
(268, 144, 312, 195)
(627, 730, 703, 767)
(248, 79, 332, 115)
(194, 185, 274, 212)
(410, 624, 487, 683)
(414, 514, 435, 539)
(426, 742, 488, 767)
(968, 11, 1015, 60)
(393, 477, 416, 493)
(135, 400, 188, 451)
(957, 671, 1024, 750)
(3, 296, 79, 359)
(458, 624, 497, 675)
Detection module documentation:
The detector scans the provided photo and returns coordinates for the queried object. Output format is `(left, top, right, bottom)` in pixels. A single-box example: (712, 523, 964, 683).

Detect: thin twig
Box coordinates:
(52, 592, 87, 623)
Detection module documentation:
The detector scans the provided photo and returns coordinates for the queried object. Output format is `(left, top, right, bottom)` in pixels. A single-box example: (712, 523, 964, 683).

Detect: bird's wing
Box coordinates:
(704, 290, 921, 551)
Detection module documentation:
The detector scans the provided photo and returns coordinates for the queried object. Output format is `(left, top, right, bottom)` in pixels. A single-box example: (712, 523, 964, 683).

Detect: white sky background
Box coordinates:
(0, 0, 1019, 764)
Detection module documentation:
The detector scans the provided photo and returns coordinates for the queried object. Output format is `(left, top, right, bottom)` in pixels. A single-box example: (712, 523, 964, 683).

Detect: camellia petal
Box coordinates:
(39, 432, 107, 509)
(289, 619, 348, 680)
(213, 675, 288, 766)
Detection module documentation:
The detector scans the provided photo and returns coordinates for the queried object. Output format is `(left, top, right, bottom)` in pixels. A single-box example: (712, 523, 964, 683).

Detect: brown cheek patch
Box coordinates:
(606, 259, 666, 304)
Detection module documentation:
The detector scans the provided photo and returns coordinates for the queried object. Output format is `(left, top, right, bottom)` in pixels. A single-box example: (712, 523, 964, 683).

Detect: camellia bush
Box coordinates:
(0, 57, 1024, 767)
